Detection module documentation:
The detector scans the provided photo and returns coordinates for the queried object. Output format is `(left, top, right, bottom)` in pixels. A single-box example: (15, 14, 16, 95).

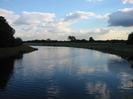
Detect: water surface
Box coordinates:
(0, 46, 133, 99)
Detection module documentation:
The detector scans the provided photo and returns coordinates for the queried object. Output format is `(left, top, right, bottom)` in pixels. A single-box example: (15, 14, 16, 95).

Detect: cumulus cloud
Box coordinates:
(0, 8, 75, 40)
(0, 9, 97, 40)
(14, 11, 55, 25)
(63, 11, 95, 22)
(108, 8, 133, 27)
(122, 0, 133, 4)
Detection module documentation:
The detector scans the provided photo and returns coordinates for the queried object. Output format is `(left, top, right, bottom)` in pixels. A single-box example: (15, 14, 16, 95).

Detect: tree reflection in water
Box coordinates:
(0, 58, 15, 90)
(0, 54, 23, 90)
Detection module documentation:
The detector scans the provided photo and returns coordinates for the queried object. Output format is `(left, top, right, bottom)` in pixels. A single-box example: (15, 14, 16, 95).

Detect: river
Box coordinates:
(0, 46, 133, 99)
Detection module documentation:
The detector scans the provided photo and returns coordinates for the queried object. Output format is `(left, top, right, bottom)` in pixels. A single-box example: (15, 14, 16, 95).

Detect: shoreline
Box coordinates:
(26, 42, 133, 62)
(0, 44, 37, 59)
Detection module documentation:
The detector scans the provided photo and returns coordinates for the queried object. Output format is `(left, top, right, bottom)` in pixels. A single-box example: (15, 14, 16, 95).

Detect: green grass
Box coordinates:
(0, 44, 37, 59)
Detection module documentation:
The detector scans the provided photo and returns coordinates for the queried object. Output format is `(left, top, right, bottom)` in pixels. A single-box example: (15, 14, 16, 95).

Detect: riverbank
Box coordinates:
(0, 44, 37, 59)
(26, 42, 133, 61)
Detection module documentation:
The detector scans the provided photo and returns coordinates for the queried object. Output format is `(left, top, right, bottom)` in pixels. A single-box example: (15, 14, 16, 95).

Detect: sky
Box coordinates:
(0, 0, 133, 40)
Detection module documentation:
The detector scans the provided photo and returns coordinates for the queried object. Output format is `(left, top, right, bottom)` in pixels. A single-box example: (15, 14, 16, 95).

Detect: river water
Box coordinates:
(0, 46, 133, 99)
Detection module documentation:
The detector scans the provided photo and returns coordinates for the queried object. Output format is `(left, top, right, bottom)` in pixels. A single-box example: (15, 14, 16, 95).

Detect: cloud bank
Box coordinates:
(0, 8, 131, 40)
(0, 8, 96, 40)
(108, 8, 133, 27)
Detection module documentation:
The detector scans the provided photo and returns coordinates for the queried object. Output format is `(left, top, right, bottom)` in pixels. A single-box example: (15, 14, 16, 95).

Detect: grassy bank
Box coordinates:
(0, 44, 37, 59)
(26, 42, 133, 61)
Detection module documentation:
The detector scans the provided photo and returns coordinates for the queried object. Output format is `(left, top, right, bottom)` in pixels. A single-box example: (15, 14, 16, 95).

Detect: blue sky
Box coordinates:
(0, 0, 133, 40)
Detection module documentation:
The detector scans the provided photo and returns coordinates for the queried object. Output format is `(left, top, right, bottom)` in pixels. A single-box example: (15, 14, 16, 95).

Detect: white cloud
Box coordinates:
(14, 11, 55, 25)
(96, 13, 110, 20)
(0, 9, 96, 40)
(119, 8, 133, 12)
(63, 11, 95, 22)
(0, 8, 19, 25)
(96, 28, 129, 40)
(0, 8, 74, 40)
(122, 0, 133, 4)
(77, 27, 130, 40)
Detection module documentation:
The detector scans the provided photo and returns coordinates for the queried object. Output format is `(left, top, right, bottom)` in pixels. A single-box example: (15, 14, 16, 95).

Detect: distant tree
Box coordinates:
(68, 36, 76, 41)
(0, 16, 15, 47)
(89, 37, 94, 42)
(127, 32, 133, 44)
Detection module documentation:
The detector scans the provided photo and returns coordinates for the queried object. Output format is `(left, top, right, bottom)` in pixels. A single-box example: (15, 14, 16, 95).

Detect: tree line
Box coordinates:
(26, 33, 133, 44)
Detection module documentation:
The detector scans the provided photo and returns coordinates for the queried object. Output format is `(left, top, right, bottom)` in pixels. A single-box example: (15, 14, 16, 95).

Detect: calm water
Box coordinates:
(0, 46, 133, 99)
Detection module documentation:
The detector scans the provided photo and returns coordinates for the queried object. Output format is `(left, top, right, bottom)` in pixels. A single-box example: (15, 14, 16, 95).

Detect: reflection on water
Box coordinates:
(108, 59, 133, 89)
(0, 46, 133, 99)
(0, 59, 14, 90)
(85, 82, 110, 99)
(0, 54, 23, 90)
